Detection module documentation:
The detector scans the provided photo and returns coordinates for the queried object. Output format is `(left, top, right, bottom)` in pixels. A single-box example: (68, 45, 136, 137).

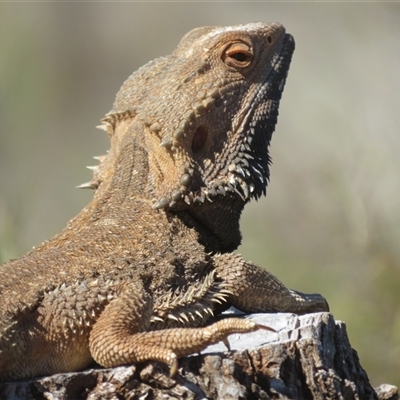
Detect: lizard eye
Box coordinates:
(222, 42, 253, 69)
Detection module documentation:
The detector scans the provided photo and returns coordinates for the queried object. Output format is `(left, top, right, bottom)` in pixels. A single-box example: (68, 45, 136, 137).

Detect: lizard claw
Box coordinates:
(169, 357, 179, 377)
(222, 337, 231, 351)
(255, 323, 276, 333)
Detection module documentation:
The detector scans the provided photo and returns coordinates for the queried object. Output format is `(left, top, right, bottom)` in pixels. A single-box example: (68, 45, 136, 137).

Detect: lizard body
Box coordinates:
(0, 22, 328, 382)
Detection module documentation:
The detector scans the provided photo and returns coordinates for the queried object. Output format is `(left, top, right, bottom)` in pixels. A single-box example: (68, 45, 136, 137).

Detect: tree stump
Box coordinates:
(0, 313, 397, 399)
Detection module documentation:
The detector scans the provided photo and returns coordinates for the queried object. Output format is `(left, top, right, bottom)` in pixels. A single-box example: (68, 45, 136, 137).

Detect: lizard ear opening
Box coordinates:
(191, 125, 208, 153)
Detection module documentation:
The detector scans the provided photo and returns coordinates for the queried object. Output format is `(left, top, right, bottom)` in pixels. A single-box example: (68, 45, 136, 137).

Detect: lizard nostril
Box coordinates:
(192, 125, 208, 153)
(267, 36, 272, 44)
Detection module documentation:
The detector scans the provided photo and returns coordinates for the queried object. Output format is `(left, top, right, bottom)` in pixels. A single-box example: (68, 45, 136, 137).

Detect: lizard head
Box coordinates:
(87, 23, 294, 251)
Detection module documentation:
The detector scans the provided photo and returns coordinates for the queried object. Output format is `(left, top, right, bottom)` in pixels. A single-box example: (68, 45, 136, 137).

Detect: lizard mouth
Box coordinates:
(191, 33, 295, 205)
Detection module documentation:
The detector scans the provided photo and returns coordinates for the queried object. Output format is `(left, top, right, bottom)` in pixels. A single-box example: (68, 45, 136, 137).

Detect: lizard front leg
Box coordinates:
(213, 253, 329, 314)
(89, 281, 270, 375)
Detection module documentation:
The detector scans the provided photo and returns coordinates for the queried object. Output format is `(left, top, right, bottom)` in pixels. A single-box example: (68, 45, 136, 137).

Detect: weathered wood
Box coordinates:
(0, 313, 397, 399)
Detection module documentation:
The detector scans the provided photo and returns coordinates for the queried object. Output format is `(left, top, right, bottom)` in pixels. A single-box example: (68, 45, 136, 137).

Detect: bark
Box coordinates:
(0, 313, 397, 400)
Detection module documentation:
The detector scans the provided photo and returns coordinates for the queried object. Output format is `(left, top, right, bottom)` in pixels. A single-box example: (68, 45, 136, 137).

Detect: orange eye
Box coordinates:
(222, 42, 253, 69)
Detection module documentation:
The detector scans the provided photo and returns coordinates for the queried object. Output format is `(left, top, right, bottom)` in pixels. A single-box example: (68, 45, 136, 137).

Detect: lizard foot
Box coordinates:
(90, 317, 273, 376)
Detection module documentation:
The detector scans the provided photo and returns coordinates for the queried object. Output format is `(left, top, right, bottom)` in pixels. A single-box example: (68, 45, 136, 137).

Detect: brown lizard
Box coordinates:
(0, 22, 328, 382)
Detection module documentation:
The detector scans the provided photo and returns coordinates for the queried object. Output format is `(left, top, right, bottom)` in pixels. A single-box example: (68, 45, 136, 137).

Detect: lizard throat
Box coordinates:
(174, 196, 245, 253)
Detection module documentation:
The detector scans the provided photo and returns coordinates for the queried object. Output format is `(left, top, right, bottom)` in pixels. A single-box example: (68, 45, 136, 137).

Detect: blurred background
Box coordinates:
(0, 2, 399, 388)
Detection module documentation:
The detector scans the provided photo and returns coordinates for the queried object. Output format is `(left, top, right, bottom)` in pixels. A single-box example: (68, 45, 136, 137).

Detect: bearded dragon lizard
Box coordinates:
(0, 22, 328, 382)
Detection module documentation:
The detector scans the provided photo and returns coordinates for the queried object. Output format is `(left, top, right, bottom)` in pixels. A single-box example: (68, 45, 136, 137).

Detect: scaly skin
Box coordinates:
(0, 22, 328, 382)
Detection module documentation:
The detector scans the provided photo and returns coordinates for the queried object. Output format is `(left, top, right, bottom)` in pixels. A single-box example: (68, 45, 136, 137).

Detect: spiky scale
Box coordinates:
(96, 124, 108, 132)
(160, 137, 172, 148)
(76, 181, 98, 190)
(153, 197, 170, 209)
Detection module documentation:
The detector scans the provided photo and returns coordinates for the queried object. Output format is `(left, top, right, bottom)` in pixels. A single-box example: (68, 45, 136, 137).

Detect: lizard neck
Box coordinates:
(55, 118, 245, 254)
